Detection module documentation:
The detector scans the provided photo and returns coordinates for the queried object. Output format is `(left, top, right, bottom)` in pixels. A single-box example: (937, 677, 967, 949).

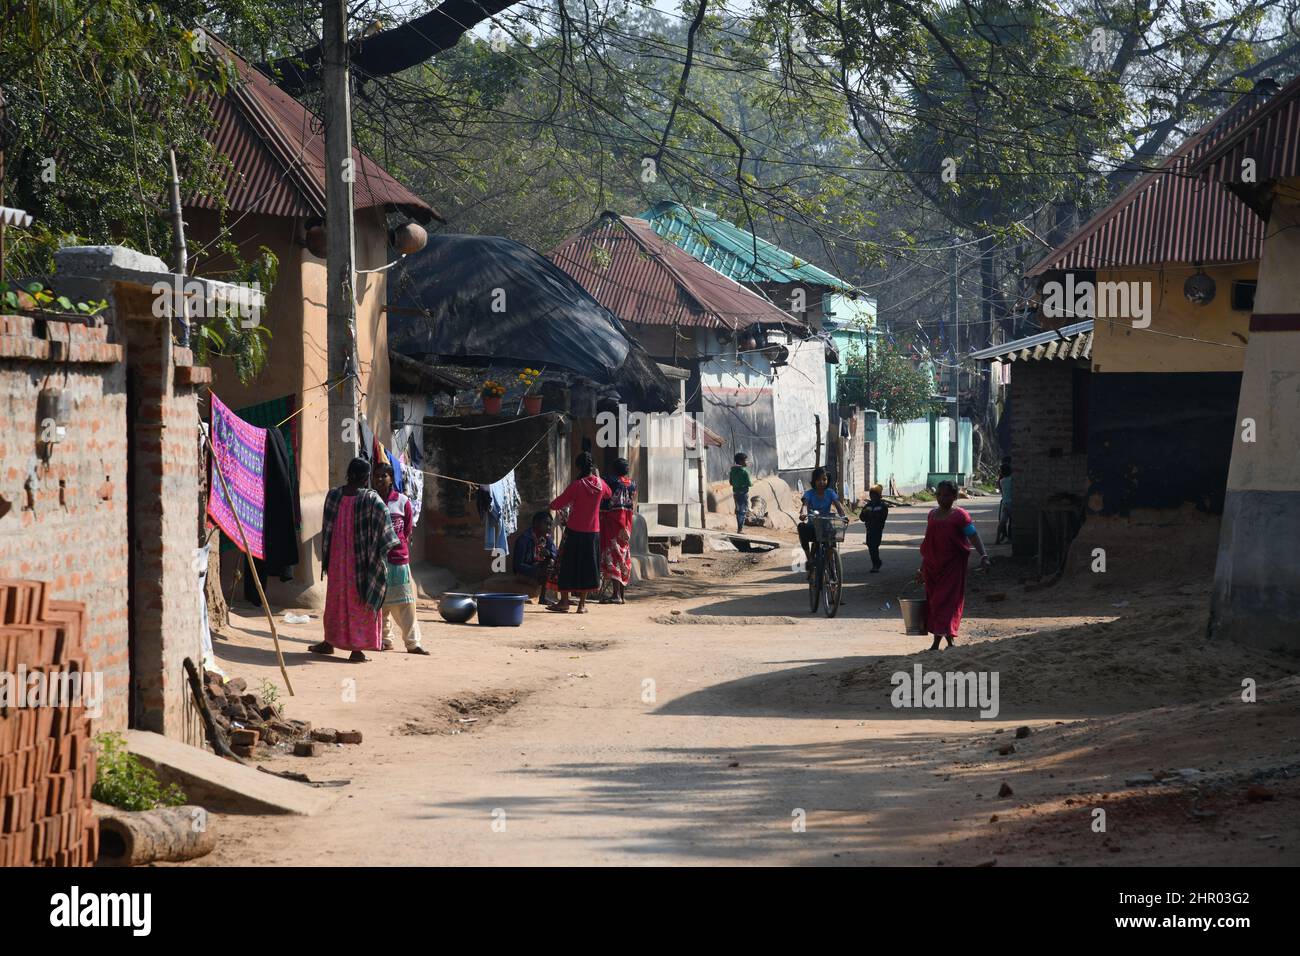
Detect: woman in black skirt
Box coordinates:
(547, 452, 612, 613)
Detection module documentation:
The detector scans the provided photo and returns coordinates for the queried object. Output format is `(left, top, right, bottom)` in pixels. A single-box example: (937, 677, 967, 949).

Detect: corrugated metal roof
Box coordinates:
(187, 38, 438, 222)
(547, 213, 800, 331)
(1025, 93, 1274, 276)
(639, 201, 853, 291)
(970, 320, 1093, 363)
(1192, 72, 1300, 190)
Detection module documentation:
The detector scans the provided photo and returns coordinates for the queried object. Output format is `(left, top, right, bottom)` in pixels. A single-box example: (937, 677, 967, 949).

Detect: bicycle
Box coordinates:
(806, 514, 848, 618)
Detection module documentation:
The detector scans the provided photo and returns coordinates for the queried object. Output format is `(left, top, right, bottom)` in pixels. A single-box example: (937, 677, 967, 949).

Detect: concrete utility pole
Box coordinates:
(949, 240, 960, 474)
(323, 0, 360, 484)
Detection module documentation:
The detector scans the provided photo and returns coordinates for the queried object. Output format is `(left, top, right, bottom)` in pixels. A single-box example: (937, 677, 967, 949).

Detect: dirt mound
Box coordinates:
(930, 677, 1300, 865)
(399, 689, 524, 735)
(839, 599, 1299, 715)
(526, 640, 613, 651)
(1060, 508, 1220, 589)
(707, 475, 805, 531)
(652, 613, 803, 626)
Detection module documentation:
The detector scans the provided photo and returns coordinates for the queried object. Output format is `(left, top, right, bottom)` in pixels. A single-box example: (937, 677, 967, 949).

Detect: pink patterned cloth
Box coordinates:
(207, 393, 267, 558)
(323, 495, 383, 651)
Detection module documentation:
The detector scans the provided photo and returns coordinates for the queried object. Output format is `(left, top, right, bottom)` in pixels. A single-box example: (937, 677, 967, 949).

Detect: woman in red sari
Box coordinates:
(915, 481, 991, 650)
(599, 458, 636, 604)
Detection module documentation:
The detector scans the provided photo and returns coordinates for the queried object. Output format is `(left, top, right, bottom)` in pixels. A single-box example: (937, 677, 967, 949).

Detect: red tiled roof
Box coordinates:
(1192, 73, 1300, 190)
(187, 38, 439, 222)
(547, 212, 801, 332)
(1025, 94, 1274, 276)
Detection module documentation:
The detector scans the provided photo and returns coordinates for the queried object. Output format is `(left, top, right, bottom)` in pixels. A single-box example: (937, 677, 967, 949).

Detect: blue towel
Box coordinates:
(387, 447, 404, 492)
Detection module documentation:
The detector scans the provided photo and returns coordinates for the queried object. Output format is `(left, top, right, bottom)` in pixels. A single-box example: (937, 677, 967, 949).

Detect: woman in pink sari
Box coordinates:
(915, 480, 991, 650)
(309, 457, 399, 662)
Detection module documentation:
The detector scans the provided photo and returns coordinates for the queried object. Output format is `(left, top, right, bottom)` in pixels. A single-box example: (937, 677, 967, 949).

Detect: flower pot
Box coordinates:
(482, 395, 503, 415)
(522, 394, 543, 415)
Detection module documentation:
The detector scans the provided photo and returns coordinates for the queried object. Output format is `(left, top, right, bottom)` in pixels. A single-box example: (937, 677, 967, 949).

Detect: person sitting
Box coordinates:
(797, 466, 847, 578)
(512, 511, 558, 605)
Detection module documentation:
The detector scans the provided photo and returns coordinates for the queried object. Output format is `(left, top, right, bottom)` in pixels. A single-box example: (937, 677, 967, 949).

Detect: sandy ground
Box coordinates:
(187, 500, 1300, 866)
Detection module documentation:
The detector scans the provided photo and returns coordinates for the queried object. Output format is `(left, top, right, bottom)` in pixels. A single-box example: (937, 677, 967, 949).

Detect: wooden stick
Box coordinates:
(182, 656, 245, 764)
(203, 425, 295, 696)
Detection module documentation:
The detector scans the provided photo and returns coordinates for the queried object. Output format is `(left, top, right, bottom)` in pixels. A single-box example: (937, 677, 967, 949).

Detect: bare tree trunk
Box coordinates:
(206, 545, 228, 633)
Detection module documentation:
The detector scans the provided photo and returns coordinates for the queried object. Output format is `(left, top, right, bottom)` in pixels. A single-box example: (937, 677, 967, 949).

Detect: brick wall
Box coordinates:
(0, 314, 131, 733)
(2, 254, 209, 744)
(1007, 359, 1089, 555)
(118, 289, 205, 744)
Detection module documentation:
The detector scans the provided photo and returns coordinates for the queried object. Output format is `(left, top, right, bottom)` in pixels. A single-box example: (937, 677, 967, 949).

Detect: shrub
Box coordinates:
(92, 732, 187, 811)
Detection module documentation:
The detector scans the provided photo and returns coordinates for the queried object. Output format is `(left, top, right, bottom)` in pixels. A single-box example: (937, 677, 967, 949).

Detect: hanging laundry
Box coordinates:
(406, 430, 424, 468)
(483, 470, 520, 553)
(387, 444, 404, 493)
(208, 393, 267, 559)
(402, 454, 424, 529)
(195, 542, 224, 677)
(358, 416, 376, 464)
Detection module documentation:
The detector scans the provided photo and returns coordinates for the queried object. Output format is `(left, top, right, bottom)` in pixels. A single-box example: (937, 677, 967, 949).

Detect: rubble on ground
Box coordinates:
(203, 670, 360, 759)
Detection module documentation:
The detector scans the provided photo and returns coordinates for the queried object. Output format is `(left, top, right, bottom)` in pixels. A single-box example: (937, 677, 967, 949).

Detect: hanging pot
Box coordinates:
(483, 395, 503, 415)
(522, 394, 543, 415)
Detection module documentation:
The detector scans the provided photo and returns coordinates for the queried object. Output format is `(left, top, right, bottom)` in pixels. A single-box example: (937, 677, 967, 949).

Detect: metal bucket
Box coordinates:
(899, 598, 928, 635)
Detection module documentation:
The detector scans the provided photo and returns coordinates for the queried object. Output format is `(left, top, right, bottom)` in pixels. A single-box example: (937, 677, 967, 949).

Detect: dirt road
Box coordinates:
(196, 500, 1299, 866)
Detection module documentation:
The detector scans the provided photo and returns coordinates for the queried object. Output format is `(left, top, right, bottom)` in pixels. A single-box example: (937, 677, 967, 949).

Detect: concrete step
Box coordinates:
(125, 730, 339, 816)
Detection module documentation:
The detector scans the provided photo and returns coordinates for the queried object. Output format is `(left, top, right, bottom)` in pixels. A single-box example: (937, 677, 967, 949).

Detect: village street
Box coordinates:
(194, 499, 1300, 867)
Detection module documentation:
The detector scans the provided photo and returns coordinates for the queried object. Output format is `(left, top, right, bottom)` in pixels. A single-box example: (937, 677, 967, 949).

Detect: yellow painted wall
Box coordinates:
(1090, 263, 1256, 374)
(187, 207, 393, 593)
(1226, 183, 1300, 493)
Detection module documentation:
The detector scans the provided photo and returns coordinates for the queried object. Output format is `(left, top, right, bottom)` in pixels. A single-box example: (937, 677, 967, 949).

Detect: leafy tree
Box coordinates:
(837, 336, 936, 422)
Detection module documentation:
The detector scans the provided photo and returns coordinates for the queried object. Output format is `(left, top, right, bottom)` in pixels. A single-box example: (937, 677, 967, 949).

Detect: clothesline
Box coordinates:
(393, 411, 553, 431)
(274, 375, 352, 428)
(414, 425, 556, 490)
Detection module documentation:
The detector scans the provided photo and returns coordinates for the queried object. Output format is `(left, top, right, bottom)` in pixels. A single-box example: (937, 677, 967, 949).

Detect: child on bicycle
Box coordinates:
(798, 466, 847, 579)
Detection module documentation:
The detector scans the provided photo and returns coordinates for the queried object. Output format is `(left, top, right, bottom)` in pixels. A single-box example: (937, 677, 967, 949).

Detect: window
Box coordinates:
(1231, 280, 1257, 312)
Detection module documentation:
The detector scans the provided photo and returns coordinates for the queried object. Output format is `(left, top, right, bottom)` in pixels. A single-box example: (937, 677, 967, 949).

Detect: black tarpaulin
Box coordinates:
(388, 234, 677, 412)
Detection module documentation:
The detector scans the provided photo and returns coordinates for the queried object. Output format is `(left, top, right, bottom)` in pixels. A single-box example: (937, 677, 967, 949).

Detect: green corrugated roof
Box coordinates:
(639, 201, 853, 291)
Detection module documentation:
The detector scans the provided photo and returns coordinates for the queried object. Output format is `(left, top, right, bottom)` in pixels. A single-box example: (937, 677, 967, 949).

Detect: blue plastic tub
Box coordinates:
(473, 592, 528, 627)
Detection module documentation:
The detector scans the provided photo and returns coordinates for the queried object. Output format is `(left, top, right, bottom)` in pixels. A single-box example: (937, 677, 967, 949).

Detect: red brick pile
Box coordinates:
(0, 579, 98, 866)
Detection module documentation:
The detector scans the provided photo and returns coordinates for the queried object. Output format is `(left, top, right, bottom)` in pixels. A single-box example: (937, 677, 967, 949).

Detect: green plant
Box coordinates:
(91, 732, 187, 811)
(259, 679, 284, 718)
(837, 337, 936, 423)
(0, 280, 107, 317)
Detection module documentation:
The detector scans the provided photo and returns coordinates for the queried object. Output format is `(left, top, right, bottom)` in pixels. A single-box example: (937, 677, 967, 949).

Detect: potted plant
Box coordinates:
(517, 366, 543, 415)
(481, 379, 506, 414)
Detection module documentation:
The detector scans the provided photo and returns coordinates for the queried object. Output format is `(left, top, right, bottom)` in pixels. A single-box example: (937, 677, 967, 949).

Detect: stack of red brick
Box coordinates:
(0, 579, 98, 866)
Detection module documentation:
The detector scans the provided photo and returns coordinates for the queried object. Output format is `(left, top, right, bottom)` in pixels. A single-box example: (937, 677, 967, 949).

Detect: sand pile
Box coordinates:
(707, 475, 806, 531)
(839, 598, 1299, 715)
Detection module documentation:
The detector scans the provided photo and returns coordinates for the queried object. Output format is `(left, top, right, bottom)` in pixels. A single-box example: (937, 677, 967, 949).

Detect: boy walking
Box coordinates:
(729, 452, 752, 534)
(863, 483, 890, 572)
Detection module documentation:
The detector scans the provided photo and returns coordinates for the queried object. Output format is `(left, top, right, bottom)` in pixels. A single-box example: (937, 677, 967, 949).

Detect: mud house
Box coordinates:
(386, 232, 677, 578)
(1190, 72, 1300, 651)
(547, 211, 811, 525)
(999, 89, 1271, 566)
(182, 38, 439, 605)
(639, 202, 861, 487)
